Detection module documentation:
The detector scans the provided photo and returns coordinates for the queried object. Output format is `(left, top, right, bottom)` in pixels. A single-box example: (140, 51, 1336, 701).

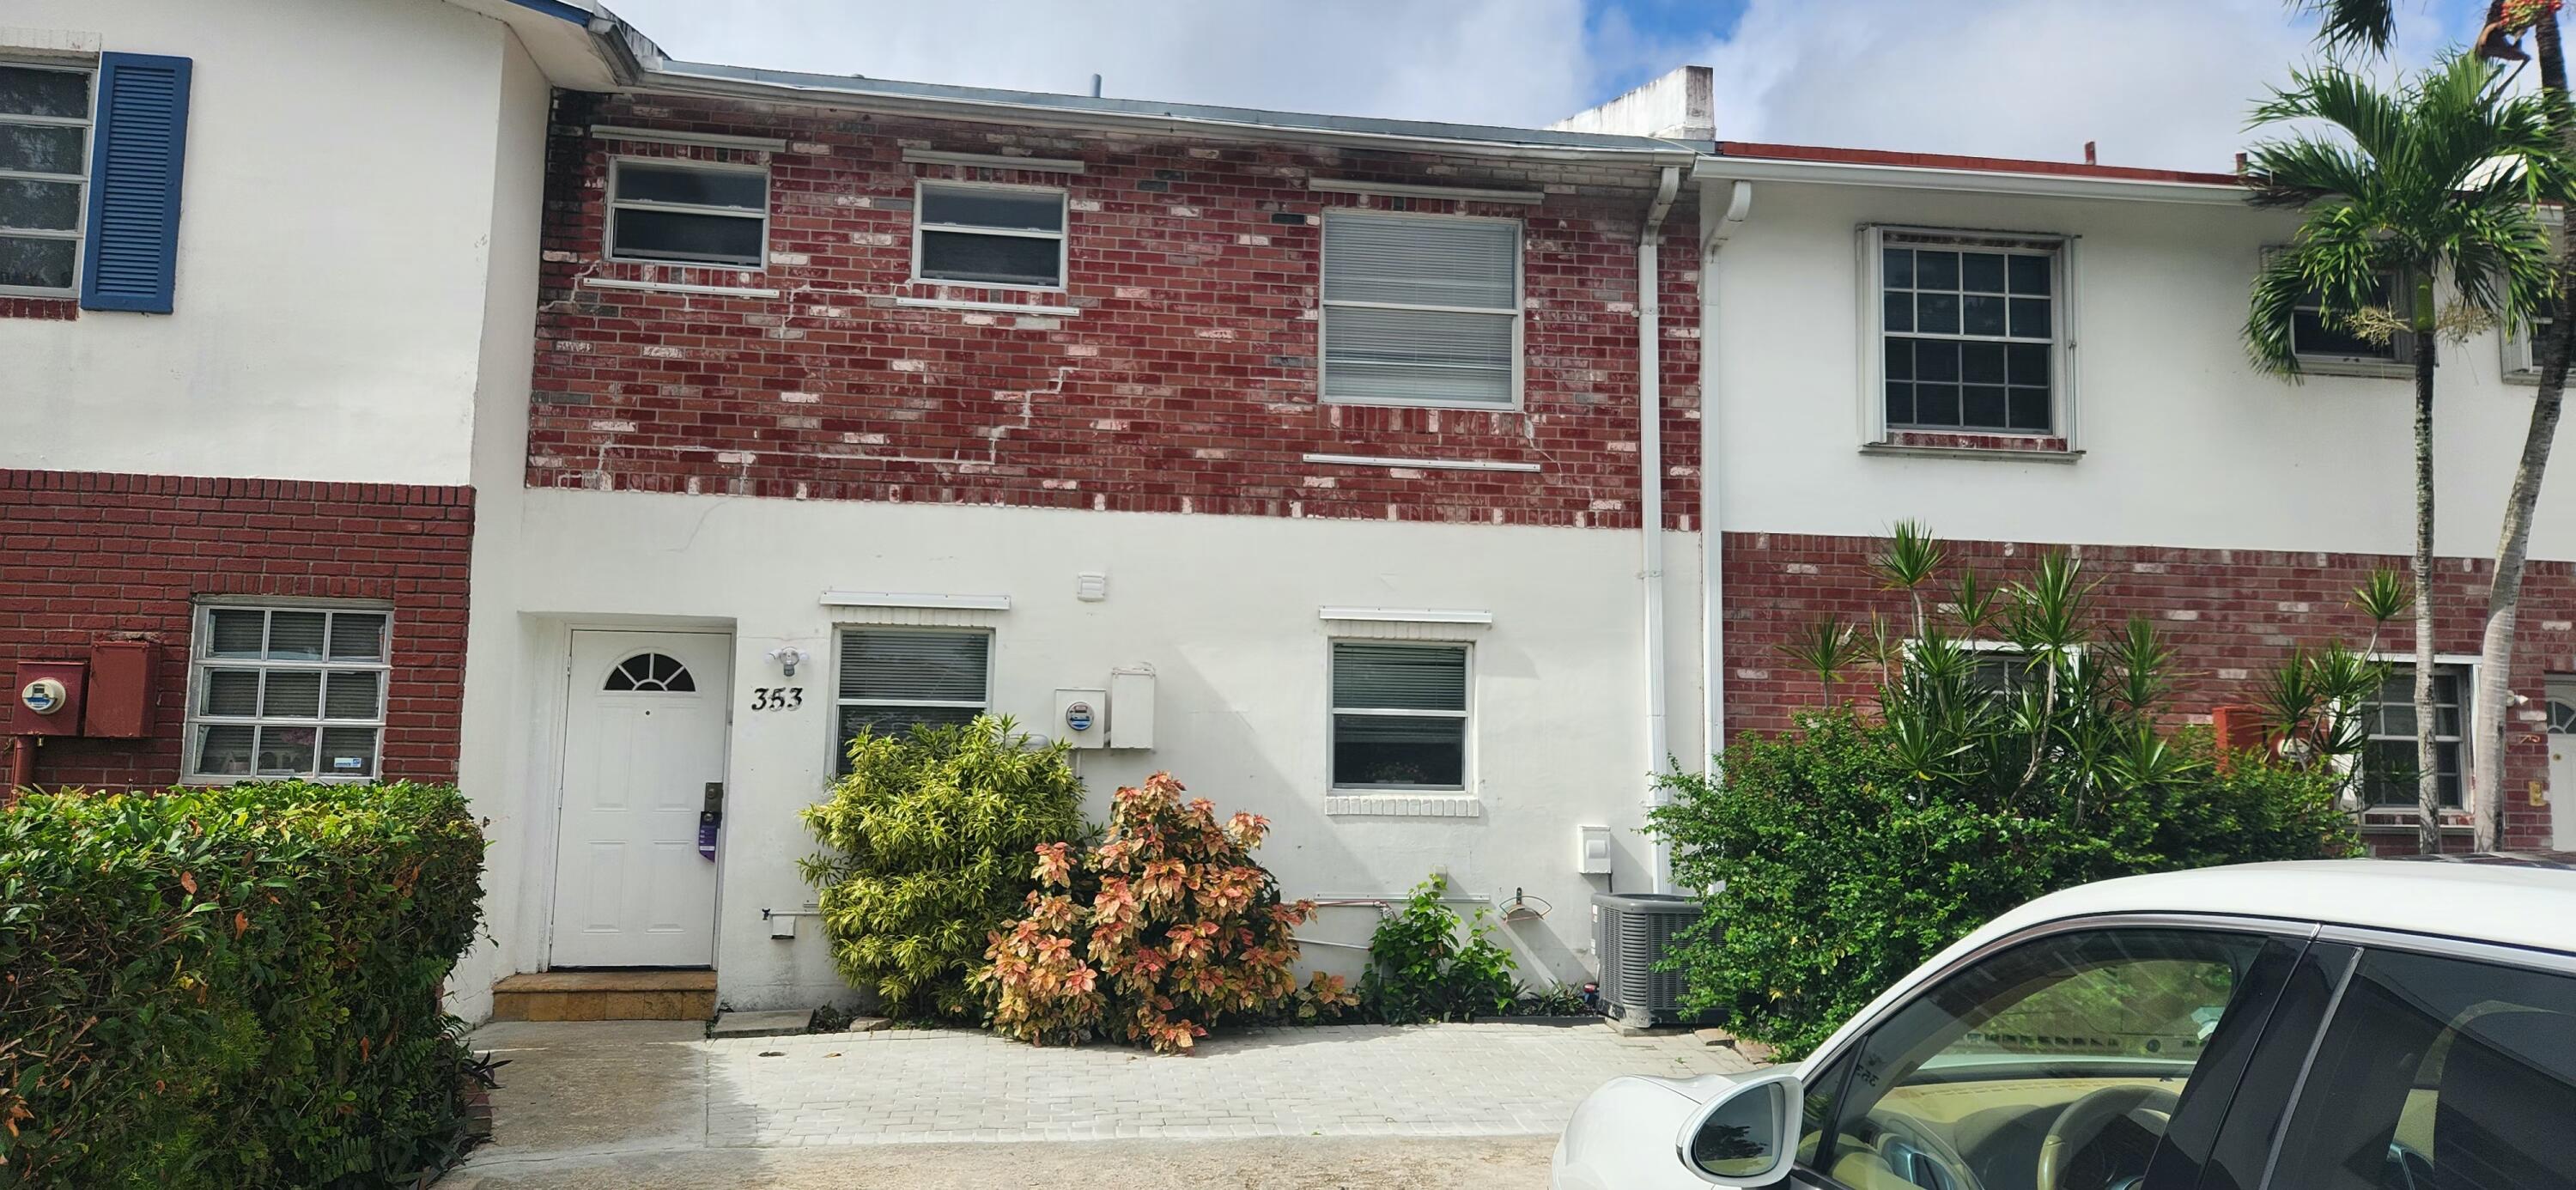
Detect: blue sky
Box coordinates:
(608, 0, 2529, 172)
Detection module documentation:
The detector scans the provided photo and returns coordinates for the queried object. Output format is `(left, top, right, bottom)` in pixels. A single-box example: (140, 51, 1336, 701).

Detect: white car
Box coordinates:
(1552, 855, 2576, 1190)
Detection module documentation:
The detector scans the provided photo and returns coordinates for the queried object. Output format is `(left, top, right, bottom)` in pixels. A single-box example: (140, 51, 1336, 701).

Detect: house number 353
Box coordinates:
(750, 687, 805, 711)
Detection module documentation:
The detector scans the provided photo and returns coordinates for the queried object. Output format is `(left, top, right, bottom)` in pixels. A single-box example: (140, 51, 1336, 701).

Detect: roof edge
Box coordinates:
(631, 58, 1705, 167)
(1708, 140, 2252, 205)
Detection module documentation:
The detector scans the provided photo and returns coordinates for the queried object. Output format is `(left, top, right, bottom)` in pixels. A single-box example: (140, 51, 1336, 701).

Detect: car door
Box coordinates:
(1777, 920, 2318, 1190)
(2228, 933, 2576, 1190)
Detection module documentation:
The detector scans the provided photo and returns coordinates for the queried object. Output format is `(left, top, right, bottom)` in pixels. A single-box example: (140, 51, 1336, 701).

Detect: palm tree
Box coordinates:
(2243, 52, 2567, 852)
(2296, 2, 2576, 851)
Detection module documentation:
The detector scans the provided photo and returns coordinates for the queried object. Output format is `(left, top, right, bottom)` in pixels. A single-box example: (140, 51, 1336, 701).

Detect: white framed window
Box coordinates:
(0, 58, 94, 296)
(834, 628, 992, 771)
(2360, 663, 2469, 811)
(1329, 641, 1470, 791)
(2506, 315, 2552, 379)
(911, 180, 1067, 290)
(185, 603, 392, 782)
(605, 157, 768, 268)
(1868, 228, 2067, 438)
(1321, 209, 1522, 410)
(2265, 250, 2414, 370)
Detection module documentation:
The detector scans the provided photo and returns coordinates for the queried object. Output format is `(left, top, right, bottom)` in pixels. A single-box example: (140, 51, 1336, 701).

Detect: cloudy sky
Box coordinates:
(607, 0, 2499, 173)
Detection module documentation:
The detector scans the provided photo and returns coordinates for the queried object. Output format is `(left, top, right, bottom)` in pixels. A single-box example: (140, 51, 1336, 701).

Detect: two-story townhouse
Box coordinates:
(0, 0, 613, 876)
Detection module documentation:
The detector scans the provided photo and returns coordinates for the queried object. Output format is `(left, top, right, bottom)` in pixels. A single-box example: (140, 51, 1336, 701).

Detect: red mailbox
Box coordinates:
(10, 661, 88, 737)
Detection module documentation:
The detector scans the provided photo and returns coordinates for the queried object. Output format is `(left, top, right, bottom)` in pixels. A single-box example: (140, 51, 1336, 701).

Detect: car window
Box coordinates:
(1808, 930, 2270, 1190)
(2263, 949, 2576, 1190)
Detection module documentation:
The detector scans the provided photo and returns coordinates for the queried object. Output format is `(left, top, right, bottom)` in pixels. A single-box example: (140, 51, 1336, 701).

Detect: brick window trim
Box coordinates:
(0, 296, 76, 321)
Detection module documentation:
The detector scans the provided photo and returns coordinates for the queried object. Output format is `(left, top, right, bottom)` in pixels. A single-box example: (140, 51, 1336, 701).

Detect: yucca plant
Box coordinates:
(2244, 51, 2571, 850)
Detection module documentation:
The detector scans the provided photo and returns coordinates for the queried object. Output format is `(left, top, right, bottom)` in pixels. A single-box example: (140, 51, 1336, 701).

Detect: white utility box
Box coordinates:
(1054, 688, 1109, 749)
(1576, 824, 1614, 875)
(1108, 665, 1156, 750)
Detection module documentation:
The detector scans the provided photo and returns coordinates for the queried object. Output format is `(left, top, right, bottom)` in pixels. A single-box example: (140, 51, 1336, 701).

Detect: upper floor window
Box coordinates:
(1321, 210, 1522, 410)
(913, 181, 1066, 289)
(2361, 663, 2466, 810)
(0, 59, 93, 296)
(1875, 229, 2063, 435)
(187, 603, 392, 781)
(606, 158, 767, 268)
(2291, 267, 2412, 367)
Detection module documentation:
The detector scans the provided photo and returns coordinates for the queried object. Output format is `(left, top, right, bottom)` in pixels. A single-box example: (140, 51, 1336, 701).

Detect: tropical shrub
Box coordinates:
(1650, 525, 2360, 1059)
(0, 780, 485, 1187)
(800, 716, 1085, 1021)
(1359, 873, 1518, 1023)
(977, 773, 1354, 1053)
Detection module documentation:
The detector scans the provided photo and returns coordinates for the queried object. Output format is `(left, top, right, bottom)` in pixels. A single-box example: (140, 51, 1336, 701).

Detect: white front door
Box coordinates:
(550, 630, 731, 968)
(2550, 683, 2576, 852)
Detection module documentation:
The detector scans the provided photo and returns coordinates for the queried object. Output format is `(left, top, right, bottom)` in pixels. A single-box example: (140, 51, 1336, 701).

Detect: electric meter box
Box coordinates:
(1054, 688, 1109, 750)
(11, 661, 88, 737)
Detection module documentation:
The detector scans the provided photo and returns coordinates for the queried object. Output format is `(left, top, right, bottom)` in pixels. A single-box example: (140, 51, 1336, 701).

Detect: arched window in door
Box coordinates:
(605, 653, 696, 693)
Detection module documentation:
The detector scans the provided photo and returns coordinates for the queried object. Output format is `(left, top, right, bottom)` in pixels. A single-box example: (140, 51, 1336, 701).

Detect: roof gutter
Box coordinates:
(1694, 155, 2249, 206)
(630, 62, 1704, 167)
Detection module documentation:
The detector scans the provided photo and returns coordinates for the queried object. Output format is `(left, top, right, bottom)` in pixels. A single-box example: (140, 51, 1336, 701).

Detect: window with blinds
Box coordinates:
(1330, 641, 1469, 790)
(1321, 211, 1521, 408)
(835, 628, 992, 771)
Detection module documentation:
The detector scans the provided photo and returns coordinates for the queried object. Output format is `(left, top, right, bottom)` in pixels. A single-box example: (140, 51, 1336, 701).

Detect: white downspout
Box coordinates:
(1638, 165, 1680, 893)
(1698, 179, 1754, 783)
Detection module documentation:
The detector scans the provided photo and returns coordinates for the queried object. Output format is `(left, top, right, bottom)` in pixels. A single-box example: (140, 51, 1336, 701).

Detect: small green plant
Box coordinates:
(0, 781, 485, 1187)
(799, 716, 1085, 1021)
(977, 773, 1354, 1053)
(1358, 873, 1519, 1024)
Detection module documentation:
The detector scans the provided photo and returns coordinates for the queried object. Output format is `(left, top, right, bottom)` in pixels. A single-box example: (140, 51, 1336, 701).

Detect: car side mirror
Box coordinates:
(1675, 1069, 1804, 1187)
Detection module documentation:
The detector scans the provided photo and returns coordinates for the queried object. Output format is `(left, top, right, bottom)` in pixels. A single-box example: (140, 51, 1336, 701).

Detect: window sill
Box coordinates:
(1862, 433, 2081, 464)
(583, 276, 781, 299)
(1324, 792, 1483, 818)
(2295, 358, 2412, 380)
(894, 294, 1078, 317)
(0, 295, 78, 320)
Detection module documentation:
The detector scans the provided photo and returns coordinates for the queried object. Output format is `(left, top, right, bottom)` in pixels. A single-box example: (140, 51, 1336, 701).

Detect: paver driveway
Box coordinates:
(454, 1017, 1755, 1182)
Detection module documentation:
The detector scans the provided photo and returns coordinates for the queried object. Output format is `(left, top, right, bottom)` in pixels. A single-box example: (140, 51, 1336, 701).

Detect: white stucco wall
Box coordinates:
(462, 489, 1695, 1011)
(0, 0, 526, 486)
(1702, 179, 2576, 559)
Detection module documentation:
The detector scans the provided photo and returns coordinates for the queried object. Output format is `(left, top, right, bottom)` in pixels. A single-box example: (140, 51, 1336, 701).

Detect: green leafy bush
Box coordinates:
(1359, 873, 1519, 1023)
(978, 773, 1356, 1053)
(1651, 526, 2360, 1059)
(800, 716, 1086, 1020)
(0, 780, 486, 1187)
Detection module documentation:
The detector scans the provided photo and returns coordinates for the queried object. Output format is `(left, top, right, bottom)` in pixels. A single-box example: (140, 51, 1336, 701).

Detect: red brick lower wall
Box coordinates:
(1721, 531, 2573, 853)
(0, 470, 472, 792)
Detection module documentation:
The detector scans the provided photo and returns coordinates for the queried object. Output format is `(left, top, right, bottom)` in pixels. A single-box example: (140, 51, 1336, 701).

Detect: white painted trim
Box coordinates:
(591, 124, 788, 151)
(1700, 155, 2247, 205)
(909, 178, 1071, 292)
(894, 294, 1078, 317)
(605, 155, 769, 270)
(1323, 794, 1485, 817)
(819, 590, 1012, 611)
(1318, 606, 1494, 625)
(582, 276, 781, 298)
(1307, 177, 1545, 205)
(1301, 452, 1541, 473)
(902, 148, 1084, 174)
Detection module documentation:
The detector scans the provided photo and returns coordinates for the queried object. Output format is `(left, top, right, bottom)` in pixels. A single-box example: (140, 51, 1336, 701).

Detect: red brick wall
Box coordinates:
(530, 93, 1699, 529)
(0, 470, 473, 793)
(1720, 531, 2573, 852)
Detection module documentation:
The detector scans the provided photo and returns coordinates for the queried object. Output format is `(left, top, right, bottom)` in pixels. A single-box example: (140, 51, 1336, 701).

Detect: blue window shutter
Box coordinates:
(80, 53, 192, 313)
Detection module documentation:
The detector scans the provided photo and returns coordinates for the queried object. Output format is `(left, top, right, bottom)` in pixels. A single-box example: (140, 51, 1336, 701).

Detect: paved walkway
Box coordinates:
(455, 1017, 1754, 1180)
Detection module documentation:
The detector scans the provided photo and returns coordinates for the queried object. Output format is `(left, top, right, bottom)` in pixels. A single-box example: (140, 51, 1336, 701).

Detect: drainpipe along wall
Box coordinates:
(1698, 178, 1753, 786)
(1637, 165, 1680, 893)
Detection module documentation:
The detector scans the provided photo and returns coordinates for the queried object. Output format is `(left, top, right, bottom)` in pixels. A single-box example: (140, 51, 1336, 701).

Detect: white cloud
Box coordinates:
(603, 0, 1609, 129)
(1692, 0, 2451, 172)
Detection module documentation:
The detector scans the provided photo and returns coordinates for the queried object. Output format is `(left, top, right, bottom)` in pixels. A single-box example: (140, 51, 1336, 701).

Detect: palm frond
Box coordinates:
(2292, 0, 2397, 54)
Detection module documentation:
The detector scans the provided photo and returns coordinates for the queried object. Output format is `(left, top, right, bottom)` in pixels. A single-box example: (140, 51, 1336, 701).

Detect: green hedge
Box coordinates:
(0, 781, 486, 1187)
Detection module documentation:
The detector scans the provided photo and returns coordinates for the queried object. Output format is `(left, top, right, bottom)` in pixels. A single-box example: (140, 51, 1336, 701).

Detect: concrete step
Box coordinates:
(708, 1009, 815, 1039)
(489, 969, 717, 1023)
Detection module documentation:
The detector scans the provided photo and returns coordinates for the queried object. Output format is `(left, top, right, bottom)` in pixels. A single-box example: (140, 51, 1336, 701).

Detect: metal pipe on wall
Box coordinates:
(1698, 179, 1754, 784)
(1637, 165, 1680, 893)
